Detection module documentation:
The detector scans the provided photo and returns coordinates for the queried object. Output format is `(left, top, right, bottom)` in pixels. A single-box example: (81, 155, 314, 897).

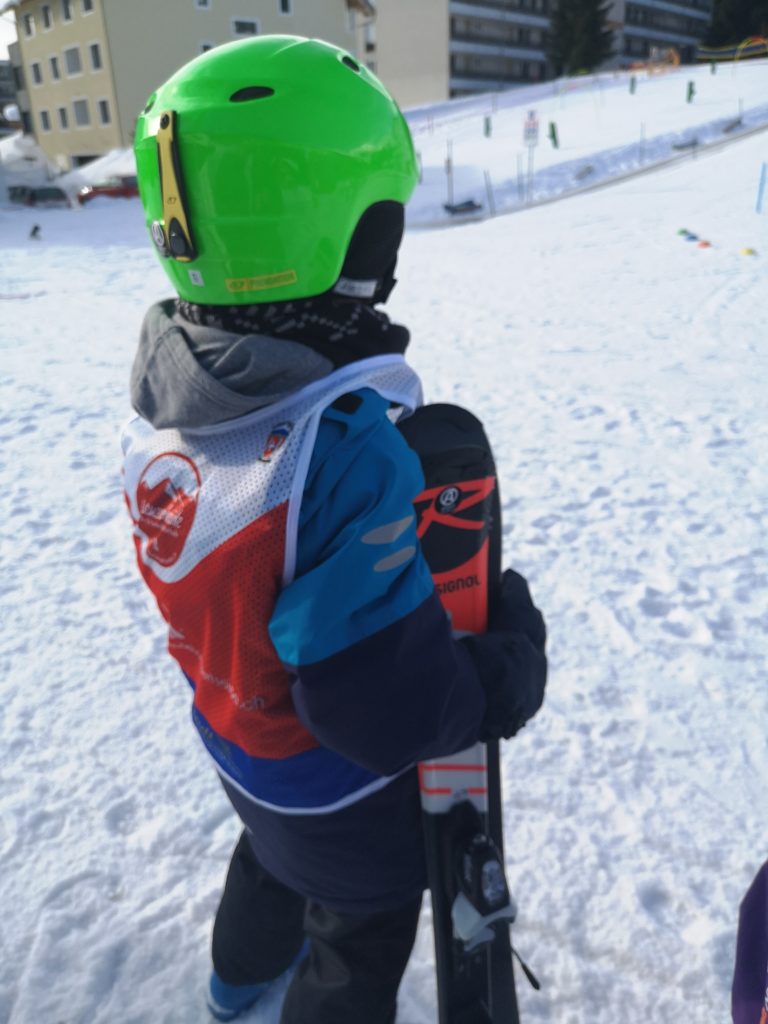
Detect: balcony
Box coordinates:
(623, 23, 705, 45)
(452, 28, 546, 53)
(626, 0, 712, 19)
(450, 0, 550, 23)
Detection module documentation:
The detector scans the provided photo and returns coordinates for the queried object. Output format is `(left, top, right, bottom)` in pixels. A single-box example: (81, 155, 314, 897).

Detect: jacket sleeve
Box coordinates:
(268, 390, 488, 777)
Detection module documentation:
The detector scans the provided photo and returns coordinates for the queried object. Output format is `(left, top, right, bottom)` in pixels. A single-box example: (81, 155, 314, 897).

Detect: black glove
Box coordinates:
(460, 569, 547, 741)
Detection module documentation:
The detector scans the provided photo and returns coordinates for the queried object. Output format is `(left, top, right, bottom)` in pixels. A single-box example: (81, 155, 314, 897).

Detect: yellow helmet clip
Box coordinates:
(152, 110, 197, 262)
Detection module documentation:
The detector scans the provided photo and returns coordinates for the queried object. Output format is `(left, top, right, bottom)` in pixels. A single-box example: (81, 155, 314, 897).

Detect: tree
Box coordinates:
(705, 0, 768, 46)
(547, 0, 615, 77)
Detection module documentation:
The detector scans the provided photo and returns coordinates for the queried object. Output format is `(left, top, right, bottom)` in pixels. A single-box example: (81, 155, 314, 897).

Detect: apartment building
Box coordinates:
(3, 0, 362, 169)
(0, 57, 17, 130)
(0, 58, 15, 103)
(359, 0, 552, 108)
(613, 0, 714, 64)
(361, 0, 713, 108)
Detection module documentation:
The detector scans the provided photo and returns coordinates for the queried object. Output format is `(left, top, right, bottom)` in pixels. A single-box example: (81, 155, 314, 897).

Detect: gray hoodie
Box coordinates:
(130, 300, 334, 430)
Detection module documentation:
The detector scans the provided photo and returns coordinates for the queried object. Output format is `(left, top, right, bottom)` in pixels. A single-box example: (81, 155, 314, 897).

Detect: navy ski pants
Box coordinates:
(212, 831, 422, 1024)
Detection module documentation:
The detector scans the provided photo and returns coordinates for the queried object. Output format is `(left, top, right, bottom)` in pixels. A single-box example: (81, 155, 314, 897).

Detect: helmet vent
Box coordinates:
(143, 94, 156, 114)
(342, 56, 361, 73)
(230, 86, 275, 102)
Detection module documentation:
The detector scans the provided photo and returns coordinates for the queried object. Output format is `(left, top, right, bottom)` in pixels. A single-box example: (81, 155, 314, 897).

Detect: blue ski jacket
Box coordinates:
(124, 301, 546, 913)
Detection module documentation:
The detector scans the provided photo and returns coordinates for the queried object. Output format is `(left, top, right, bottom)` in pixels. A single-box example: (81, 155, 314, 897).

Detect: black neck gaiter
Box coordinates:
(176, 295, 410, 369)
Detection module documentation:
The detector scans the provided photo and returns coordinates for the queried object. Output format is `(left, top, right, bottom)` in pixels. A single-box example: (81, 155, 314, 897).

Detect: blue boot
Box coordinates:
(207, 942, 309, 1022)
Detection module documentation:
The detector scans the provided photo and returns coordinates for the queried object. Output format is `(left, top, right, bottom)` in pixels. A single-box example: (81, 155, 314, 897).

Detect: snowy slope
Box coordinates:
(1, 71, 768, 1024)
(408, 58, 768, 224)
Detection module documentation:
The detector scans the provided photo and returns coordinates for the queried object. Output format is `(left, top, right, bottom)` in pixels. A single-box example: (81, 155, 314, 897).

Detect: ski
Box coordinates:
(399, 404, 521, 1024)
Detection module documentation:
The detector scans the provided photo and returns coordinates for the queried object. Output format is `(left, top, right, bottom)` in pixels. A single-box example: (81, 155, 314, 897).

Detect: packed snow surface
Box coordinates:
(1, 59, 767, 1024)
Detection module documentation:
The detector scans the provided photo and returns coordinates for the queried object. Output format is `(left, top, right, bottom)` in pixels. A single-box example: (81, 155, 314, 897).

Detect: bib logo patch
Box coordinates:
(260, 422, 292, 463)
(135, 452, 201, 567)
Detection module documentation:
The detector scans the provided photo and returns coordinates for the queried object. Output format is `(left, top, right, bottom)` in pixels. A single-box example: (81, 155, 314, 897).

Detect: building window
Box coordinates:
(200, 41, 215, 52)
(49, 55, 60, 79)
(13, 65, 25, 90)
(23, 12, 35, 36)
(58, 106, 69, 129)
(82, 0, 94, 11)
(62, 0, 73, 21)
(195, 0, 210, 7)
(73, 98, 90, 126)
(90, 42, 102, 69)
(31, 61, 43, 85)
(97, 98, 110, 123)
(42, 4, 52, 29)
(40, 109, 51, 131)
(64, 46, 82, 74)
(232, 18, 258, 36)
(279, 0, 292, 13)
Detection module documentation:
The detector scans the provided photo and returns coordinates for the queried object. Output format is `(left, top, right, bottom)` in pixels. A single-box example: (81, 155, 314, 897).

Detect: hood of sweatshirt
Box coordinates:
(130, 300, 334, 430)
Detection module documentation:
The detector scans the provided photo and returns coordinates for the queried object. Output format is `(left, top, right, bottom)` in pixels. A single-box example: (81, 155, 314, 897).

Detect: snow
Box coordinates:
(0, 131, 59, 191)
(1, 55, 767, 1024)
(57, 148, 137, 194)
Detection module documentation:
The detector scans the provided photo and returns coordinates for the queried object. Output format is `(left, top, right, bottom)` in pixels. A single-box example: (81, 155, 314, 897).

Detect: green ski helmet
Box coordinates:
(134, 35, 418, 305)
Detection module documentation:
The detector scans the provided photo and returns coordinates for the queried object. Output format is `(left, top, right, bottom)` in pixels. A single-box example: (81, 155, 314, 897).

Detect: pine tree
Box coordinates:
(547, 0, 615, 77)
(705, 0, 768, 46)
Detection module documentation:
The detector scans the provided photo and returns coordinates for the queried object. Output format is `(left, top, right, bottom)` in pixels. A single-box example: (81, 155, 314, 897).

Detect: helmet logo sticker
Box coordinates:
(135, 452, 201, 567)
(260, 423, 292, 463)
(188, 269, 205, 287)
(226, 270, 298, 294)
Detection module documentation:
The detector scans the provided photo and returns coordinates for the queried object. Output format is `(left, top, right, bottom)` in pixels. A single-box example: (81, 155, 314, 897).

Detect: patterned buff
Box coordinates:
(176, 295, 410, 369)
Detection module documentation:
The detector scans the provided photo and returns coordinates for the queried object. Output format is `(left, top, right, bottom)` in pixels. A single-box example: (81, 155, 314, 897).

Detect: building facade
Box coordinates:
(611, 0, 713, 65)
(360, 0, 713, 107)
(449, 0, 551, 96)
(3, 0, 362, 168)
(0, 57, 17, 130)
(358, 0, 552, 107)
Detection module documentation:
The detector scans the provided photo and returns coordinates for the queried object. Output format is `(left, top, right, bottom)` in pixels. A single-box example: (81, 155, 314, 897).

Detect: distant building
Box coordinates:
(1, 0, 365, 169)
(609, 0, 714, 65)
(0, 58, 16, 105)
(357, 0, 714, 108)
(0, 57, 18, 130)
(357, 0, 552, 108)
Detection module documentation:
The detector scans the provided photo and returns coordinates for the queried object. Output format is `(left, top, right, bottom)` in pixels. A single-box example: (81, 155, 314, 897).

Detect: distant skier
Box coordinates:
(732, 860, 768, 1024)
(122, 36, 547, 1024)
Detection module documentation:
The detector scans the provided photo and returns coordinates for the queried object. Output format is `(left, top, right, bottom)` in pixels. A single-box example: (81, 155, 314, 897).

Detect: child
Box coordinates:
(122, 35, 547, 1024)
